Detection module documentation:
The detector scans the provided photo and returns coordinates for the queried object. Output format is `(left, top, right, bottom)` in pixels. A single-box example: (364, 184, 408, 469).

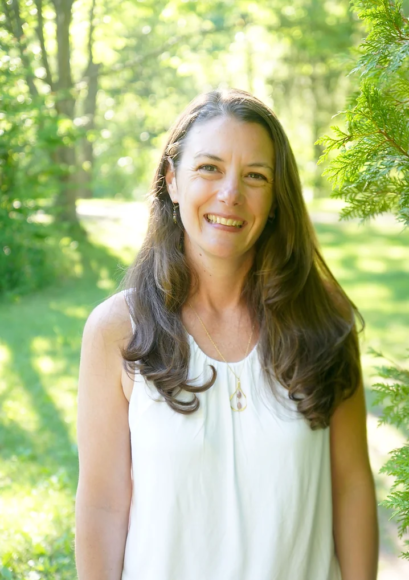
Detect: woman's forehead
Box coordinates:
(182, 115, 274, 159)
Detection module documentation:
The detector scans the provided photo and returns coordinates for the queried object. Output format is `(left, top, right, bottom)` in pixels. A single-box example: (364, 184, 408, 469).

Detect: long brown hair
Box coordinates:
(119, 88, 364, 430)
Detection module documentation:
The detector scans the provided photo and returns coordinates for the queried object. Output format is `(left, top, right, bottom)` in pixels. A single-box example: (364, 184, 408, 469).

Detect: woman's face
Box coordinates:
(166, 115, 275, 260)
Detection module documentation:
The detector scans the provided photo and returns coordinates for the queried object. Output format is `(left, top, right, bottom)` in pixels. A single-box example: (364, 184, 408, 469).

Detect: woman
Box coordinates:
(75, 88, 379, 580)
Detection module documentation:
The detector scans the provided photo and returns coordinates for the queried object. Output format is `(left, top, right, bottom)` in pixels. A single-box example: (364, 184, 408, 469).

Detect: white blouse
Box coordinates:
(121, 307, 342, 580)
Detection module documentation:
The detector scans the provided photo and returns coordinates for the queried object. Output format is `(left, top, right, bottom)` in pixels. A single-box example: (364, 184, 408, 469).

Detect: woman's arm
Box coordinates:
(75, 293, 133, 580)
(330, 377, 379, 580)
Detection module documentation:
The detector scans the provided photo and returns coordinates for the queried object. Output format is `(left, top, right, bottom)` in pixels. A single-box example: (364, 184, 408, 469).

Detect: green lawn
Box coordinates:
(0, 200, 408, 579)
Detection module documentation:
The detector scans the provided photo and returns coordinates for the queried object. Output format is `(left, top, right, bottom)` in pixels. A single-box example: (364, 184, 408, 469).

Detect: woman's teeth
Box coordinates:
(205, 214, 244, 228)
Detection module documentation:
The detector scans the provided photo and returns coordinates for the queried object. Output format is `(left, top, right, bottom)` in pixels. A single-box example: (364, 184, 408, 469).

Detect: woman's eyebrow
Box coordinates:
(193, 152, 223, 161)
(247, 162, 274, 173)
(193, 152, 273, 173)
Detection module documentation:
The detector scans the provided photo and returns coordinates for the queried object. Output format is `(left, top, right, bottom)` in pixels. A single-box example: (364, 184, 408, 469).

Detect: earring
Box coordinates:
(267, 213, 275, 223)
(173, 202, 179, 225)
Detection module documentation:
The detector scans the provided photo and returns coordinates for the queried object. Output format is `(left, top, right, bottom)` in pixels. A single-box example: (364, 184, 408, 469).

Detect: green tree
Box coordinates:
(0, 9, 75, 296)
(264, 0, 359, 193)
(2, 0, 80, 223)
(317, 0, 409, 559)
(1, 0, 249, 218)
(0, 0, 369, 295)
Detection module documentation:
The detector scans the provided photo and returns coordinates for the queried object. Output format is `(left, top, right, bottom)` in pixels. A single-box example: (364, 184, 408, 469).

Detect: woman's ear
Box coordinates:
(165, 157, 178, 203)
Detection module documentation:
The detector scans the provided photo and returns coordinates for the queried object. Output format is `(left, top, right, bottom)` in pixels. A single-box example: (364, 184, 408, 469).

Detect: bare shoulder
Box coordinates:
(80, 290, 134, 401)
(84, 290, 132, 347)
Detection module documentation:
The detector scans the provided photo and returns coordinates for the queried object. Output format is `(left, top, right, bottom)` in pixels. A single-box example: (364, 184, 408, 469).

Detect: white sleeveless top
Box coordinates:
(121, 307, 342, 580)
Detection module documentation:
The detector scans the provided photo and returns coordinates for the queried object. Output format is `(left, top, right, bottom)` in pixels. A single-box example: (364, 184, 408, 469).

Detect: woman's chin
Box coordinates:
(186, 240, 254, 261)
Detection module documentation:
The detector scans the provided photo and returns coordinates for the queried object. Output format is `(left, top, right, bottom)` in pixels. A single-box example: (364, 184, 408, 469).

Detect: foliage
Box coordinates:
(0, 25, 80, 296)
(316, 0, 409, 226)
(370, 348, 409, 560)
(317, 0, 409, 559)
(0, 0, 361, 295)
(263, 0, 359, 192)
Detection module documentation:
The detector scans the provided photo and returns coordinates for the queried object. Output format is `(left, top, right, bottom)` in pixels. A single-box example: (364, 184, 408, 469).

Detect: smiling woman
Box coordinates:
(75, 88, 379, 580)
(165, 117, 275, 252)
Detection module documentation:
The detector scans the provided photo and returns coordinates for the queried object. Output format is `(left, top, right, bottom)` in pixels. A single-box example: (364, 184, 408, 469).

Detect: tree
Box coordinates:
(0, 0, 368, 296)
(0, 5, 72, 295)
(2, 0, 80, 224)
(1, 0, 250, 222)
(263, 0, 359, 193)
(317, 0, 409, 559)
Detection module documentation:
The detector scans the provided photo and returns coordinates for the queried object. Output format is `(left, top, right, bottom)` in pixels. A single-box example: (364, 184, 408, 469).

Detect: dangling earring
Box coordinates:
(267, 212, 275, 224)
(173, 202, 179, 225)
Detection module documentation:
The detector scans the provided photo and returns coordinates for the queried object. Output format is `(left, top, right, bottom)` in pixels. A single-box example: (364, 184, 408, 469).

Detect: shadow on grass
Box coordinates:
(0, 236, 129, 579)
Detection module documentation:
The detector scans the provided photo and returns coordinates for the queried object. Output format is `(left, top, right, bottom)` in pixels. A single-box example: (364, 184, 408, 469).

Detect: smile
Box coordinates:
(205, 214, 245, 228)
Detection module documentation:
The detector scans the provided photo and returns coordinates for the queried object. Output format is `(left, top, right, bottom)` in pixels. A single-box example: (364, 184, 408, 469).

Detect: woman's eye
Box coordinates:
(198, 164, 218, 172)
(248, 172, 267, 180)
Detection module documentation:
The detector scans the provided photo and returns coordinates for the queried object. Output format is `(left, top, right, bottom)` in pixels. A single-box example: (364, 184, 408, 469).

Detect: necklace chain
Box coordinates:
(187, 301, 255, 391)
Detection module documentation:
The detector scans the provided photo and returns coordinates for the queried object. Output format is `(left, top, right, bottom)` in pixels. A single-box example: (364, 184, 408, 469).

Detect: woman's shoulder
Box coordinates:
(83, 289, 132, 348)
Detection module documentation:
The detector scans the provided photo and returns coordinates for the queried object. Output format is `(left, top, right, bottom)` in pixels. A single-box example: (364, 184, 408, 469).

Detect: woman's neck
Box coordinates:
(184, 240, 254, 316)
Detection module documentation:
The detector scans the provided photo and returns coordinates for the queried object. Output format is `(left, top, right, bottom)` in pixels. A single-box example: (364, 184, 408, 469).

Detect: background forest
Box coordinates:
(1, 0, 365, 295)
(1, 0, 408, 578)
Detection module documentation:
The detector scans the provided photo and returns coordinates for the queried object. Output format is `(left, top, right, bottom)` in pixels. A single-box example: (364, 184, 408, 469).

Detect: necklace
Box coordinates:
(187, 302, 256, 412)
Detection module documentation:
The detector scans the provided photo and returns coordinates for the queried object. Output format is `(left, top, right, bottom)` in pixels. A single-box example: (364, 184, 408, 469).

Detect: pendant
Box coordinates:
(230, 379, 247, 412)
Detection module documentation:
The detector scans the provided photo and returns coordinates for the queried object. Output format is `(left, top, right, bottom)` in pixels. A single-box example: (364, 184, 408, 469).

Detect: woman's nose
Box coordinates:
(217, 171, 244, 205)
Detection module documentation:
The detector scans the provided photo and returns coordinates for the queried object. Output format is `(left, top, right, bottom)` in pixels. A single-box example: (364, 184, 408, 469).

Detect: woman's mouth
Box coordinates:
(204, 214, 245, 229)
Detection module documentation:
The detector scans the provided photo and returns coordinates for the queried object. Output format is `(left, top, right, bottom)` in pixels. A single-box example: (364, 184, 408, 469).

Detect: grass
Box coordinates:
(0, 235, 127, 580)
(0, 199, 408, 578)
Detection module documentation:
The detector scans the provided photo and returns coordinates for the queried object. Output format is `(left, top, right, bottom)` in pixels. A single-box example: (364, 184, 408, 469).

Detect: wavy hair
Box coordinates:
(119, 87, 364, 430)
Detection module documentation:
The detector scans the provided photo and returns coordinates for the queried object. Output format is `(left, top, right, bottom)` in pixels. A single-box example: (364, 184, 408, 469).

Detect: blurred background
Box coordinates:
(1, 0, 408, 578)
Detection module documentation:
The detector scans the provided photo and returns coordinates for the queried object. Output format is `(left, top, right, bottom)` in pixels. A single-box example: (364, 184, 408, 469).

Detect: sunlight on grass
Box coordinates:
(306, 195, 347, 213)
(3, 398, 41, 434)
(0, 343, 10, 367)
(34, 356, 57, 375)
(347, 283, 393, 303)
(356, 258, 388, 273)
(314, 220, 409, 369)
(387, 245, 409, 261)
(76, 199, 149, 265)
(47, 305, 89, 319)
(2, 360, 41, 434)
(31, 337, 66, 377)
(2, 486, 73, 540)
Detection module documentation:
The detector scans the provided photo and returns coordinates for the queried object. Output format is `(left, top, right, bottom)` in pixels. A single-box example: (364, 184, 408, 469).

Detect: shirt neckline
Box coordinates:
(184, 328, 259, 367)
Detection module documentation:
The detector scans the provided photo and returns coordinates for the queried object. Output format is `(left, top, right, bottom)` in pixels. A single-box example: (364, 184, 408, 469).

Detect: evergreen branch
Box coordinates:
(368, 346, 409, 367)
(356, 103, 409, 158)
(379, 444, 409, 552)
(350, 0, 409, 77)
(329, 179, 405, 224)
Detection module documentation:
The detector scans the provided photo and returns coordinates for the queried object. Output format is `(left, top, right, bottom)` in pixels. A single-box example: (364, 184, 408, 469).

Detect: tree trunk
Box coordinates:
(77, 0, 99, 200)
(52, 0, 78, 224)
(76, 0, 100, 200)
